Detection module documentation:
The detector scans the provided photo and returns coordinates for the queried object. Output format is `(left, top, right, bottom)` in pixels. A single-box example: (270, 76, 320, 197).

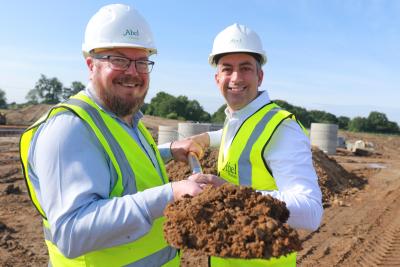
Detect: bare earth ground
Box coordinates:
(1, 107, 400, 266)
(297, 132, 400, 267)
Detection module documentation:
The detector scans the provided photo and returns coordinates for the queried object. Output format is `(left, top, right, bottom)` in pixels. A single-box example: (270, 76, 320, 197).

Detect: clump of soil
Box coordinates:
(166, 149, 218, 181)
(164, 183, 302, 259)
(4, 184, 22, 195)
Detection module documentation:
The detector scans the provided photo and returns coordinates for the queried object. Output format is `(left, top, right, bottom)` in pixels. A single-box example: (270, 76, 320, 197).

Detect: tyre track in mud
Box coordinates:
(297, 153, 400, 266)
(345, 194, 400, 267)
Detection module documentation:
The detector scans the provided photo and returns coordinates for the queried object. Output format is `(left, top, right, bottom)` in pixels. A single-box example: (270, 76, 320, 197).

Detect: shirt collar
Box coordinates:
(84, 82, 142, 128)
(224, 90, 271, 119)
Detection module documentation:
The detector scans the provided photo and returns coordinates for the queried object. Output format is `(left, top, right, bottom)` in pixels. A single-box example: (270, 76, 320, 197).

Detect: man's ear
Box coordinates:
(214, 72, 219, 84)
(86, 57, 94, 71)
(257, 69, 264, 87)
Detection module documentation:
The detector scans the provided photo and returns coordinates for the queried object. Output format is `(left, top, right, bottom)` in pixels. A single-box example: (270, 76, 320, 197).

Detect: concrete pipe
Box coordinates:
(178, 123, 211, 140)
(158, 125, 178, 145)
(310, 123, 338, 155)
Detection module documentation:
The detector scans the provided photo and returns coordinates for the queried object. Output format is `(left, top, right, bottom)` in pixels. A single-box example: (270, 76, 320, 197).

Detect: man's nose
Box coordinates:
(230, 70, 241, 81)
(125, 61, 138, 75)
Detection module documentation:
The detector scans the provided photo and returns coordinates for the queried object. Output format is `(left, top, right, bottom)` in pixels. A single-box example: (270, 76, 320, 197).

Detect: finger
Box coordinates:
(187, 173, 202, 182)
(199, 183, 207, 189)
(190, 174, 215, 185)
(189, 142, 204, 159)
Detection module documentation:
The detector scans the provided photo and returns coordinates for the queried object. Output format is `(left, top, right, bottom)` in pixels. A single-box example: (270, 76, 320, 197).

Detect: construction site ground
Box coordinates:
(1, 106, 400, 266)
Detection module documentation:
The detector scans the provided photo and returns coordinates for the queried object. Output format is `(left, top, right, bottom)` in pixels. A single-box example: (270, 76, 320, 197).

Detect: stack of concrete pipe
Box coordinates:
(157, 122, 223, 145)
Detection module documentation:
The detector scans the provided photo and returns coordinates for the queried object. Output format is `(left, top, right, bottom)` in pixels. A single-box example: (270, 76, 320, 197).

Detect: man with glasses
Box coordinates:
(89, 54, 155, 74)
(20, 4, 214, 266)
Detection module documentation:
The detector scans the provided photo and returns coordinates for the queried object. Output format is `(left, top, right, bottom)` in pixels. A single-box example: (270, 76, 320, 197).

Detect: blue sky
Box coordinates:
(1, 0, 399, 124)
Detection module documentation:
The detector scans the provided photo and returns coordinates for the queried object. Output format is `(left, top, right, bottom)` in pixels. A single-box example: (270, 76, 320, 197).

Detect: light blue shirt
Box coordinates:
(28, 86, 174, 258)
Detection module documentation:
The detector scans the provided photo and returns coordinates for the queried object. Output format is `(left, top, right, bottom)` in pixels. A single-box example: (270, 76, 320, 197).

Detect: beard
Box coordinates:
(100, 76, 148, 117)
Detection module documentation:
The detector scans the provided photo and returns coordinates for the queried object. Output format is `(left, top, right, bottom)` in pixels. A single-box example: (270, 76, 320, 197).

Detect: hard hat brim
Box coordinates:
(82, 43, 157, 58)
(208, 50, 267, 66)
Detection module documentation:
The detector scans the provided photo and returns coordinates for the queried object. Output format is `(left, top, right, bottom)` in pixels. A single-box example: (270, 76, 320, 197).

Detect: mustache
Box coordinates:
(115, 75, 143, 85)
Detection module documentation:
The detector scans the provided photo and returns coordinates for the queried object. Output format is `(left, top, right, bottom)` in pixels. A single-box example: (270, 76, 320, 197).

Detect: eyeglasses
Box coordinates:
(91, 54, 155, 74)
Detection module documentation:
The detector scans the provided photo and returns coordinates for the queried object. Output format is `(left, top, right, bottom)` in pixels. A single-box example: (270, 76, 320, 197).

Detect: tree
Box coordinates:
(385, 121, 400, 133)
(179, 96, 210, 122)
(211, 104, 227, 123)
(367, 111, 388, 133)
(0, 88, 7, 109)
(337, 116, 350, 130)
(367, 111, 399, 133)
(145, 92, 178, 118)
(25, 89, 39, 104)
(274, 100, 312, 128)
(62, 81, 85, 99)
(140, 103, 149, 114)
(144, 91, 210, 122)
(348, 117, 370, 132)
(26, 74, 63, 104)
(309, 110, 338, 124)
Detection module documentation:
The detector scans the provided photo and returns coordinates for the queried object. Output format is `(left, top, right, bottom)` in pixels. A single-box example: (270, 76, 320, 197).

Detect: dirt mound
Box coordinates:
(167, 147, 365, 207)
(3, 105, 180, 136)
(164, 183, 302, 259)
(4, 104, 51, 126)
(311, 146, 367, 206)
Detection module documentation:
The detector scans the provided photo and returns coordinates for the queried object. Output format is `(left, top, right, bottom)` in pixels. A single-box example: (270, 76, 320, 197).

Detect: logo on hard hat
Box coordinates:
(123, 29, 140, 40)
(230, 38, 242, 44)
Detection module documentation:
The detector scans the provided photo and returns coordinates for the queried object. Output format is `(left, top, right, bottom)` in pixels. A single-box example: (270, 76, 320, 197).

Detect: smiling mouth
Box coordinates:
(228, 86, 246, 92)
(115, 75, 143, 88)
(115, 78, 143, 89)
(117, 81, 141, 88)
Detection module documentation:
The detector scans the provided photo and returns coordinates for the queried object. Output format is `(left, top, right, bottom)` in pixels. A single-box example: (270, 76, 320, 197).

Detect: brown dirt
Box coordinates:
(2, 105, 52, 126)
(164, 183, 301, 259)
(0, 137, 48, 267)
(1, 109, 400, 266)
(311, 147, 367, 208)
(2, 105, 182, 129)
(166, 149, 219, 181)
(167, 146, 367, 209)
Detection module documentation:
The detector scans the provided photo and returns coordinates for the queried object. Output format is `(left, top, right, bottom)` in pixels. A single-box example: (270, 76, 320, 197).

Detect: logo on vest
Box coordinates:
(222, 162, 237, 177)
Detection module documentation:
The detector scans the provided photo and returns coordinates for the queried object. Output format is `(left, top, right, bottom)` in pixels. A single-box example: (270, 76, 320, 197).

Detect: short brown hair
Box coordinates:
(213, 52, 262, 66)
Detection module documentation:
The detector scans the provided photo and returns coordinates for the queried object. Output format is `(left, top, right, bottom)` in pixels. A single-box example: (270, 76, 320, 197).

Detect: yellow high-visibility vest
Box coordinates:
(20, 92, 179, 267)
(213, 102, 307, 266)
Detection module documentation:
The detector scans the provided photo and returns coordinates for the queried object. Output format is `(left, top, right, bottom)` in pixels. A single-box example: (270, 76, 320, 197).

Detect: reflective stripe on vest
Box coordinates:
(20, 92, 178, 266)
(214, 102, 303, 266)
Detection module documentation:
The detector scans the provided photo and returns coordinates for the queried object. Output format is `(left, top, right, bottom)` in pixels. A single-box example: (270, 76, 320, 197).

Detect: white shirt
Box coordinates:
(208, 91, 323, 230)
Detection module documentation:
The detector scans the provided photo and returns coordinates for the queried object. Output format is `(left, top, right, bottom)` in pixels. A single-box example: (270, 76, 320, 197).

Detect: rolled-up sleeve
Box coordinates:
(207, 129, 223, 148)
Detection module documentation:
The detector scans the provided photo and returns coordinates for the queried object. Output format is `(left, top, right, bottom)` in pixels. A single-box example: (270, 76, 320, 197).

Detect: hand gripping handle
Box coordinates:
(188, 152, 203, 174)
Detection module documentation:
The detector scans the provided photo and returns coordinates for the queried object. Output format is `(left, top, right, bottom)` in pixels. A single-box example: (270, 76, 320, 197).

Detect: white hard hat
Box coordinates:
(208, 23, 267, 66)
(82, 4, 156, 57)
